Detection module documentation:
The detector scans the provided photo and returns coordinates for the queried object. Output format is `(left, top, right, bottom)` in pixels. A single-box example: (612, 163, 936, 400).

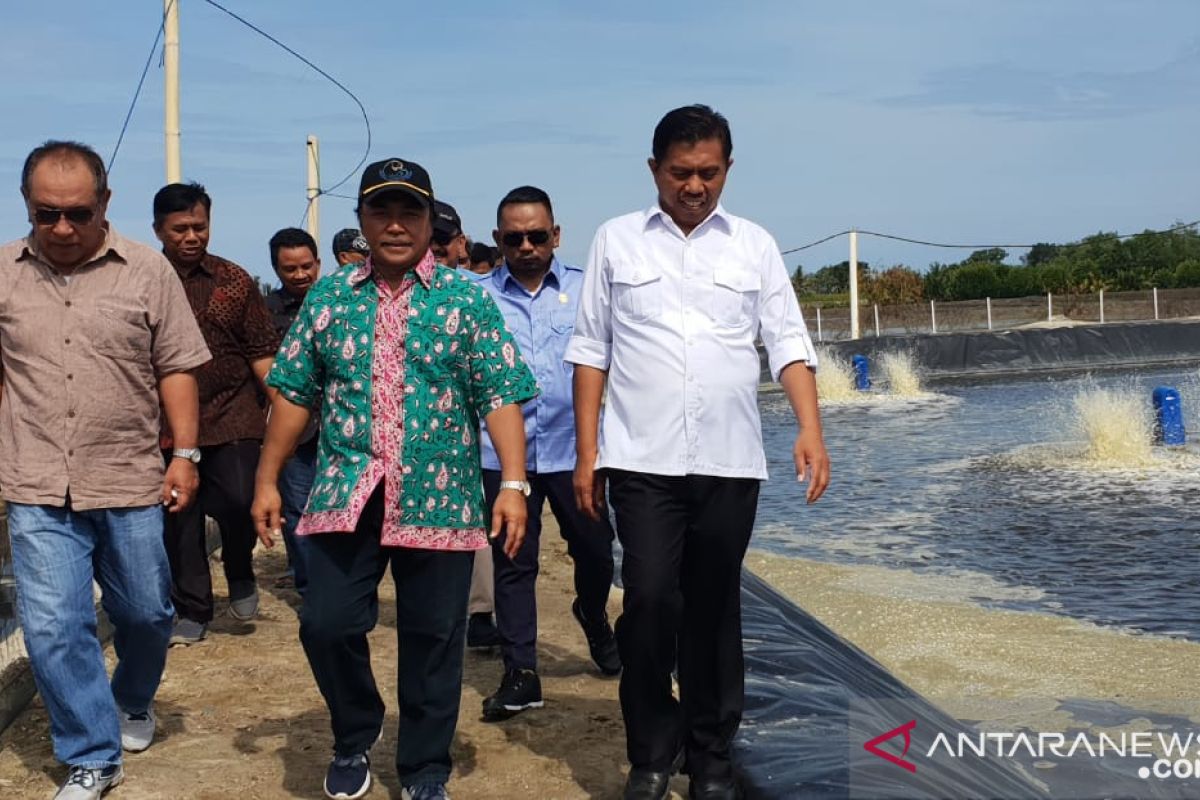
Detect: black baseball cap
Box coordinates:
(433, 200, 462, 237)
(357, 158, 433, 207)
(332, 228, 369, 257)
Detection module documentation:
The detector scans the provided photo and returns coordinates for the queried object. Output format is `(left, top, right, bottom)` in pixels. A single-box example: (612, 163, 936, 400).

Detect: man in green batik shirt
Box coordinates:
(252, 157, 537, 800)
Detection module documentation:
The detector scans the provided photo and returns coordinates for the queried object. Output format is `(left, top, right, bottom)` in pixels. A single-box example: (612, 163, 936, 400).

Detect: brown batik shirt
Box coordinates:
(0, 228, 211, 510)
(170, 253, 281, 447)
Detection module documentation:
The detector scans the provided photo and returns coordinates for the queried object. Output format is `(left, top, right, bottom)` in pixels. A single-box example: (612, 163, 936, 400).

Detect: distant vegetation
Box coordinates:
(793, 224, 1200, 305)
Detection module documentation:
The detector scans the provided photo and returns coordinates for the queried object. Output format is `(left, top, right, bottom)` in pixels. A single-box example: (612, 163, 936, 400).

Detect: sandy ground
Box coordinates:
(0, 512, 694, 800)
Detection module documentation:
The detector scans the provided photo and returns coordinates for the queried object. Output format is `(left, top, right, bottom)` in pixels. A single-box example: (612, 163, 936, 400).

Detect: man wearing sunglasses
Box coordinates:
(1, 141, 210, 799)
(430, 200, 471, 270)
(566, 105, 831, 800)
(471, 185, 620, 723)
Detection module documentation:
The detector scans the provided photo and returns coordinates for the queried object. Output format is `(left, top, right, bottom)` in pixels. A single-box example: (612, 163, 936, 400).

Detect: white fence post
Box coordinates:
(986, 297, 992, 331)
(1153, 287, 1160, 320)
(1047, 292, 1053, 322)
(816, 307, 823, 342)
(1099, 289, 1105, 324)
(930, 300, 937, 334)
(874, 304, 880, 337)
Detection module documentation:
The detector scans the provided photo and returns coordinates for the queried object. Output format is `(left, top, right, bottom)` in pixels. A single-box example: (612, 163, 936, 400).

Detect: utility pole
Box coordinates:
(849, 228, 860, 339)
(306, 136, 321, 249)
(164, 0, 182, 183)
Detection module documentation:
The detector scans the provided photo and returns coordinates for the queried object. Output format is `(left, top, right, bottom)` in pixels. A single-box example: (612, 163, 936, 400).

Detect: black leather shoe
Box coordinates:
(623, 767, 672, 800)
(571, 598, 622, 676)
(467, 612, 503, 648)
(624, 749, 684, 800)
(688, 776, 742, 800)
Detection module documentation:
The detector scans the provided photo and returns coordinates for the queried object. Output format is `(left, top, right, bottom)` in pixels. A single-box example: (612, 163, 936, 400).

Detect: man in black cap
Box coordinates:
(430, 200, 471, 270)
(252, 157, 537, 800)
(331, 227, 370, 266)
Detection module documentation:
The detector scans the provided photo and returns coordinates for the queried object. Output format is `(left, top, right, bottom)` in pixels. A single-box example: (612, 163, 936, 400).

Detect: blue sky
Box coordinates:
(2, 1, 1198, 282)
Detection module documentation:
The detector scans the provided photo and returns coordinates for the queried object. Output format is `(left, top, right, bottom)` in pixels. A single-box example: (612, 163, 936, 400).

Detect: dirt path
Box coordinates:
(0, 513, 688, 799)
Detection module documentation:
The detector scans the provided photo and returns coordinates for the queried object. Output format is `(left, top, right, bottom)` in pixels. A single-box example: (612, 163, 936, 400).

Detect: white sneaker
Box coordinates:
(53, 765, 123, 799)
(119, 708, 156, 752)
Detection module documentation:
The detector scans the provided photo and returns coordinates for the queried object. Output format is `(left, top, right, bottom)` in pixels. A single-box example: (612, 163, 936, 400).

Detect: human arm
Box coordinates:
(159, 371, 201, 512)
(779, 361, 830, 503)
(572, 365, 608, 520)
(251, 394, 312, 547)
(250, 356, 278, 403)
(483, 403, 528, 560)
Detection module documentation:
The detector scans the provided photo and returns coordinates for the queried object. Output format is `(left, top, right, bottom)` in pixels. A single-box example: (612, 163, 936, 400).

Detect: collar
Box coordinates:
(272, 286, 305, 308)
(644, 202, 732, 237)
(496, 256, 564, 294)
(349, 248, 437, 290)
(170, 251, 218, 278)
(19, 224, 127, 268)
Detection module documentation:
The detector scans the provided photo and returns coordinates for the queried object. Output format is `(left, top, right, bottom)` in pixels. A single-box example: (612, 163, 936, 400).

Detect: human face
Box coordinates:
(24, 156, 110, 271)
(336, 250, 367, 266)
(358, 192, 432, 272)
(648, 138, 732, 236)
(274, 245, 320, 298)
(468, 259, 493, 275)
(494, 202, 558, 278)
(155, 202, 210, 268)
(431, 230, 469, 268)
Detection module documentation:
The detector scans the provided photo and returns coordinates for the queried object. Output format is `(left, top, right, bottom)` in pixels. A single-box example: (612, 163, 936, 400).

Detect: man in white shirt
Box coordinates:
(565, 104, 831, 800)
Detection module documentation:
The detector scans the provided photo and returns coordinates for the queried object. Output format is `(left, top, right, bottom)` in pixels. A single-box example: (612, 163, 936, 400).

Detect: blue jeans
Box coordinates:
(279, 438, 318, 595)
(8, 502, 174, 768)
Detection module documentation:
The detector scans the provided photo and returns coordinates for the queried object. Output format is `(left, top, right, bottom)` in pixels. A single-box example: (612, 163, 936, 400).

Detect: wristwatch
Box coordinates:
(499, 479, 532, 497)
(172, 448, 202, 464)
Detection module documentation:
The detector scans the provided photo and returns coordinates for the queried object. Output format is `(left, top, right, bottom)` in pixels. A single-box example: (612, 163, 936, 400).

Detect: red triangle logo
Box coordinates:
(863, 720, 917, 773)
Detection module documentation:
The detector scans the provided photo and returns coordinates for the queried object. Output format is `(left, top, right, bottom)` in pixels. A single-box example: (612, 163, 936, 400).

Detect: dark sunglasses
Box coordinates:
(500, 229, 551, 248)
(33, 206, 96, 226)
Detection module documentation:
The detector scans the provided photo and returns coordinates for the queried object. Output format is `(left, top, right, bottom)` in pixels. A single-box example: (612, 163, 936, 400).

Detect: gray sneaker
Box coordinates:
(54, 765, 123, 799)
(228, 583, 259, 621)
(119, 707, 156, 752)
(169, 617, 207, 646)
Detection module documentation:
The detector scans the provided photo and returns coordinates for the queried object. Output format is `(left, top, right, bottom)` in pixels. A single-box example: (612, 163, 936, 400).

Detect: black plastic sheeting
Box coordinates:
(815, 321, 1200, 380)
(733, 571, 1194, 799)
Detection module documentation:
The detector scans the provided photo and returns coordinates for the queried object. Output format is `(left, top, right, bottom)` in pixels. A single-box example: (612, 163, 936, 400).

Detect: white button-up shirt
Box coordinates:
(564, 203, 818, 480)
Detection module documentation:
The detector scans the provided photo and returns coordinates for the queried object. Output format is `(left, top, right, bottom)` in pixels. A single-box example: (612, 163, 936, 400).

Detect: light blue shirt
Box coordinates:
(470, 257, 582, 473)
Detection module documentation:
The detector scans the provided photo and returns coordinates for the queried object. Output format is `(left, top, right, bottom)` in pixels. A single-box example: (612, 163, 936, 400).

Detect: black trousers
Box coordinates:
(482, 470, 616, 672)
(606, 470, 760, 780)
(162, 439, 260, 623)
(299, 487, 474, 786)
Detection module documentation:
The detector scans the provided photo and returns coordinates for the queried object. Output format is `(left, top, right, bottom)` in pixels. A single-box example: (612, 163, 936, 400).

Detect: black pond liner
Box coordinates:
(732, 570, 1194, 800)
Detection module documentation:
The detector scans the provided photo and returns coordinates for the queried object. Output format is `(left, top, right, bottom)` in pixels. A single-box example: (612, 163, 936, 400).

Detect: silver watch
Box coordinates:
(498, 479, 531, 497)
(172, 448, 202, 464)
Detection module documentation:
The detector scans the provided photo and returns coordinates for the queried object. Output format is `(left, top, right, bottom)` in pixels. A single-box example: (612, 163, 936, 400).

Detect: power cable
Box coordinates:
(108, 0, 175, 174)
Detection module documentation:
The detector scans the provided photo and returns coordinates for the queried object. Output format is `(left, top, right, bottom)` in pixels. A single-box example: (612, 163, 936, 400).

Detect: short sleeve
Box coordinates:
(467, 289, 537, 418)
(266, 291, 323, 408)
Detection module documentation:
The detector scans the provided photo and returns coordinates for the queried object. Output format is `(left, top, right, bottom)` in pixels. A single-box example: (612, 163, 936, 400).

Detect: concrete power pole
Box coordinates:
(164, 0, 182, 183)
(849, 227, 860, 339)
(306, 136, 321, 249)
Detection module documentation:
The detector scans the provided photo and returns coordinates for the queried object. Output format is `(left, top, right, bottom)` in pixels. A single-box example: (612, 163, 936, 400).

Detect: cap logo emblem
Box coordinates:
(381, 160, 412, 182)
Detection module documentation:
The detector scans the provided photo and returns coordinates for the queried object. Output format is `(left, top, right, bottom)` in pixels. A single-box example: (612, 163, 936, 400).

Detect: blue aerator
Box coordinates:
(852, 355, 871, 391)
(1152, 386, 1185, 446)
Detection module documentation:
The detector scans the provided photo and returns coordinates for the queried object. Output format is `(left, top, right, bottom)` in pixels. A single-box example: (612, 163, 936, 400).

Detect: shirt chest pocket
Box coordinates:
(611, 260, 663, 323)
(81, 302, 151, 360)
(712, 269, 761, 328)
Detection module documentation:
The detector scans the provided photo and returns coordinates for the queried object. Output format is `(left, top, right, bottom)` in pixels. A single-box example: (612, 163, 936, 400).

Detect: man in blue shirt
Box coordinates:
(472, 186, 621, 721)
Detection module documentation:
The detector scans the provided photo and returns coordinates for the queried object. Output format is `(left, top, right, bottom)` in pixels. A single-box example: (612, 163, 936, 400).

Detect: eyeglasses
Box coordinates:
(500, 230, 551, 248)
(32, 206, 96, 226)
(431, 229, 458, 247)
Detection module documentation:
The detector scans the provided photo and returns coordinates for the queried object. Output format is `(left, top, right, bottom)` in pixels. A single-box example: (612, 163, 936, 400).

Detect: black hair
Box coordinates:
(153, 182, 212, 228)
(496, 185, 553, 227)
(268, 227, 319, 269)
(469, 242, 493, 264)
(21, 140, 108, 202)
(651, 104, 732, 163)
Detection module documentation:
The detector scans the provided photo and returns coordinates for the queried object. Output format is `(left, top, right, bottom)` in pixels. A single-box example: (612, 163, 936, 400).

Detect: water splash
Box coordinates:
(815, 348, 859, 402)
(879, 351, 925, 397)
(1072, 385, 1155, 466)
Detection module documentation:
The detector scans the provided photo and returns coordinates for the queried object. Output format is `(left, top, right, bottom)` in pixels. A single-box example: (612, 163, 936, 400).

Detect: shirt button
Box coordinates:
(65, 300, 72, 307)
(64, 337, 71, 344)
(67, 374, 73, 380)
(68, 449, 74, 456)
(67, 410, 76, 418)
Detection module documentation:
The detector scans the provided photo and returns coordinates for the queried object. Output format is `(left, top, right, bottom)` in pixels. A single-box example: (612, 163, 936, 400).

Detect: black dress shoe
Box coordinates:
(688, 776, 742, 800)
(623, 767, 672, 800)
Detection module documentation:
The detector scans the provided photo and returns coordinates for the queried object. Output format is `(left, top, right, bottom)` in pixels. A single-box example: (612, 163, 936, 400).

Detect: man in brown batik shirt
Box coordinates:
(153, 181, 280, 644)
